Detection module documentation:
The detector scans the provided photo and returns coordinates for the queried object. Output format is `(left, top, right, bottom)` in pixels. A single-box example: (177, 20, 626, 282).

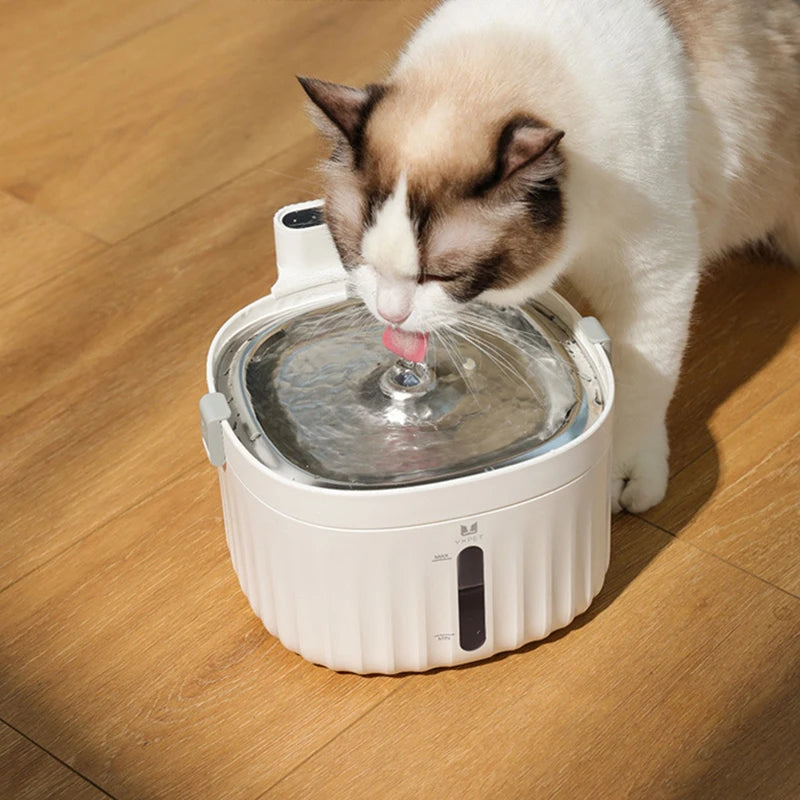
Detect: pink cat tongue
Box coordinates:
(382, 326, 429, 362)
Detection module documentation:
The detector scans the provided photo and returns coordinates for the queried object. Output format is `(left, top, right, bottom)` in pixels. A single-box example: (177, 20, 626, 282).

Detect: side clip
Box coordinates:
(579, 316, 612, 361)
(200, 392, 231, 467)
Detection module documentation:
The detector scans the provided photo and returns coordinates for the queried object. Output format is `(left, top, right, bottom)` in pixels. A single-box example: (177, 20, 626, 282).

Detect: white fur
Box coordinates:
(360, 174, 424, 323)
(350, 264, 461, 332)
(347, 0, 798, 511)
(355, 173, 462, 328)
(361, 174, 418, 282)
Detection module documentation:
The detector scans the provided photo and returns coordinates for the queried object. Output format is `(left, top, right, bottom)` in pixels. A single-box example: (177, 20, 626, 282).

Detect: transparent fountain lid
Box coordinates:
(217, 298, 604, 489)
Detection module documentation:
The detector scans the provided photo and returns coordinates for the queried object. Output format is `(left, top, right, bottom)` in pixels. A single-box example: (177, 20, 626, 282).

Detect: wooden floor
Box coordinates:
(1, 2, 798, 798)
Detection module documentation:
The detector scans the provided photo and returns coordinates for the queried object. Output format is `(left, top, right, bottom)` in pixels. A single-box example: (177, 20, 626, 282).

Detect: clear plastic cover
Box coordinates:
(217, 299, 604, 489)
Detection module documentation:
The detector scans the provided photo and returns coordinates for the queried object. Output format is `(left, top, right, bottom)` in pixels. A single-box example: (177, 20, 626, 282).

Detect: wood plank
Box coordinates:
(0, 145, 317, 588)
(0, 192, 104, 306)
(1, 4, 798, 800)
(4, 165, 792, 593)
(666, 252, 800, 476)
(0, 0, 435, 242)
(264, 518, 800, 800)
(0, 722, 109, 800)
(0, 466, 396, 800)
(0, 0, 199, 100)
(645, 380, 800, 596)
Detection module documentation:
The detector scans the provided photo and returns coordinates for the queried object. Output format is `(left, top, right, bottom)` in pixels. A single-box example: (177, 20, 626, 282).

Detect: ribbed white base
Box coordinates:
(218, 454, 610, 674)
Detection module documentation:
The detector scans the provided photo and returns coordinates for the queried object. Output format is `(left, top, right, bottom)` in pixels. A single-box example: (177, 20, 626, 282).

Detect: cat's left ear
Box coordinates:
(500, 122, 565, 183)
(298, 76, 383, 147)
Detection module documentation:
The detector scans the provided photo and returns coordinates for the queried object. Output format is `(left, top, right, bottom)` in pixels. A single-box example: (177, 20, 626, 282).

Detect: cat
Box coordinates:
(298, 0, 800, 513)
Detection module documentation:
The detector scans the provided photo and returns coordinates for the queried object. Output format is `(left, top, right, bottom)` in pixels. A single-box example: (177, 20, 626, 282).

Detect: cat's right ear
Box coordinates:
(297, 76, 383, 148)
(500, 123, 565, 184)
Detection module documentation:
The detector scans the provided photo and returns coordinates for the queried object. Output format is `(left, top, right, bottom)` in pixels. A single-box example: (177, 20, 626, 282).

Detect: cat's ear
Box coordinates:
(500, 123, 565, 183)
(298, 76, 382, 147)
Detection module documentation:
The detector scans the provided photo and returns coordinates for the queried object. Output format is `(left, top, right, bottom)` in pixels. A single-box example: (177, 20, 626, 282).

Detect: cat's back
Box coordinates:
(655, 0, 799, 57)
(402, 0, 678, 68)
(654, 0, 800, 255)
(653, 0, 798, 97)
(398, 0, 799, 256)
(394, 0, 689, 158)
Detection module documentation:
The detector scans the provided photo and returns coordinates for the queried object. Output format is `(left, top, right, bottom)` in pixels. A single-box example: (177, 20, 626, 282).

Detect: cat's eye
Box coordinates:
(420, 272, 464, 284)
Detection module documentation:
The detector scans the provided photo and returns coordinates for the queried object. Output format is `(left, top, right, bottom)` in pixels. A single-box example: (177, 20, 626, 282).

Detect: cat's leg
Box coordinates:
(575, 241, 701, 513)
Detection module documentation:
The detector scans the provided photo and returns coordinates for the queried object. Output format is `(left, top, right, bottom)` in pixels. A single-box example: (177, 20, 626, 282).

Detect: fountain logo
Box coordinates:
(460, 523, 478, 536)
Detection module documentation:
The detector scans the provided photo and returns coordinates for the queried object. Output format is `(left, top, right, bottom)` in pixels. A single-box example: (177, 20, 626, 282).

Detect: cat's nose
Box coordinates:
(376, 279, 413, 325)
(378, 307, 411, 325)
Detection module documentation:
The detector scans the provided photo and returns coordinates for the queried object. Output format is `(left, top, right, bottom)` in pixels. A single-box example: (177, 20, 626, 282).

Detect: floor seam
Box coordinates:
(0, 0, 205, 106)
(3, 154, 270, 254)
(666, 379, 799, 482)
(0, 719, 118, 799)
(0, 189, 109, 248)
(0, 458, 207, 596)
(253, 681, 409, 799)
(2, 27, 310, 252)
(0, 241, 108, 312)
(101, 135, 310, 248)
(633, 515, 800, 602)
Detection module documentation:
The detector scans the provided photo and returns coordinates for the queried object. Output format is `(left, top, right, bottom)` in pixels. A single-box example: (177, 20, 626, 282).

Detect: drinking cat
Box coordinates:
(299, 0, 800, 512)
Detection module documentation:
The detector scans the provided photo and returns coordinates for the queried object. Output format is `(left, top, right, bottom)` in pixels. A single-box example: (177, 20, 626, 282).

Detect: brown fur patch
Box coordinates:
(419, 187, 565, 301)
(655, 0, 800, 254)
(319, 160, 365, 268)
(314, 28, 573, 294)
(654, 0, 721, 54)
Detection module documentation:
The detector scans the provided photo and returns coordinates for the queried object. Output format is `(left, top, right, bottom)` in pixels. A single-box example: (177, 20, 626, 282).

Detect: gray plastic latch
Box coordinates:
(579, 316, 612, 360)
(200, 392, 231, 467)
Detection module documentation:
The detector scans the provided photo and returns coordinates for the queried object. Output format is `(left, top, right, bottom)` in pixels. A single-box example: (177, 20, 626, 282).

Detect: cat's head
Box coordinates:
(299, 76, 568, 332)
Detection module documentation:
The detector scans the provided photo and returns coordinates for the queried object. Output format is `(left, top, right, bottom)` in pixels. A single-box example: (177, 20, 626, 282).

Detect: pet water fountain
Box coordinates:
(200, 200, 614, 674)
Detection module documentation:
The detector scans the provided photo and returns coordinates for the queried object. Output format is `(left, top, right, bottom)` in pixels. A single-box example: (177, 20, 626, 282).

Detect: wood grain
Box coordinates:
(0, 0, 435, 242)
(665, 252, 800, 477)
(0, 145, 317, 589)
(0, 723, 109, 800)
(645, 380, 800, 595)
(1, 1, 799, 798)
(0, 0, 200, 100)
(0, 467, 397, 800)
(266, 519, 800, 800)
(0, 191, 105, 307)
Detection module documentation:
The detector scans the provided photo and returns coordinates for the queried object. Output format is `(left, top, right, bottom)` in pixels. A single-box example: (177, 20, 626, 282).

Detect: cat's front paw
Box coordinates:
(611, 429, 669, 514)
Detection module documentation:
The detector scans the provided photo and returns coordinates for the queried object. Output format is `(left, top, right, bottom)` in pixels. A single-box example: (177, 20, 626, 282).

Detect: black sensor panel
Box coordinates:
(457, 546, 486, 651)
(281, 206, 324, 229)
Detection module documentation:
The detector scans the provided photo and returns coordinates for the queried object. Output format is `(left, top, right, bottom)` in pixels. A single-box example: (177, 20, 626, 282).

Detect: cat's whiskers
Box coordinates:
(457, 306, 578, 374)
(434, 326, 482, 405)
(303, 303, 375, 341)
(449, 325, 540, 398)
(432, 307, 536, 385)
